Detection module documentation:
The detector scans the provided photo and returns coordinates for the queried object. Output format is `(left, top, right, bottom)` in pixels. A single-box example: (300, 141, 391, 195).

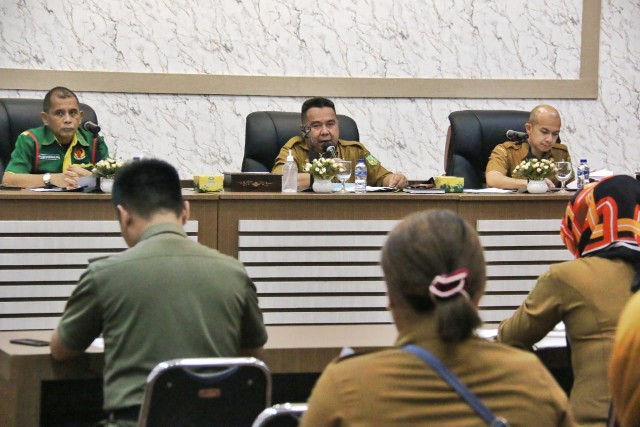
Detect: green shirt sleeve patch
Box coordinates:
(365, 154, 380, 166)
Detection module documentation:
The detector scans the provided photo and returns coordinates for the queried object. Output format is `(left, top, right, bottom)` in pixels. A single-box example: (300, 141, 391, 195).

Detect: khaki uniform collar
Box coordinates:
(139, 223, 188, 243)
(394, 314, 440, 347)
(524, 142, 554, 160)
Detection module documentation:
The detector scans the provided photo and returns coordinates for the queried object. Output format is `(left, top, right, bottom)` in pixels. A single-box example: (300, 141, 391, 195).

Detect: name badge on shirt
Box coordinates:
(40, 154, 61, 161)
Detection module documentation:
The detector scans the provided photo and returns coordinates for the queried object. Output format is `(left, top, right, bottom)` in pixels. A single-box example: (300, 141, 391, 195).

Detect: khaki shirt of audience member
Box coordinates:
(485, 105, 570, 190)
(301, 317, 573, 427)
(498, 258, 633, 426)
(301, 209, 572, 427)
(271, 105, 407, 190)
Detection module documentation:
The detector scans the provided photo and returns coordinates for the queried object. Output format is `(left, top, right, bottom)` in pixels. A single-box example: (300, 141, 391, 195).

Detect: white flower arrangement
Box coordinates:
(303, 157, 341, 180)
(512, 158, 558, 181)
(92, 158, 126, 178)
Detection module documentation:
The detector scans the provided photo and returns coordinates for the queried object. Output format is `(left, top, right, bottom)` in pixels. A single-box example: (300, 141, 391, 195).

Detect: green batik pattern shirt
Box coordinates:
(5, 125, 109, 174)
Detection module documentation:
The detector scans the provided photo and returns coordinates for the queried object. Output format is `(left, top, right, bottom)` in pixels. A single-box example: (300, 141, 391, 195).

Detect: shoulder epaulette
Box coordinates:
(500, 141, 522, 150)
(334, 347, 382, 363)
(552, 143, 569, 152)
(338, 139, 364, 147)
(283, 136, 305, 148)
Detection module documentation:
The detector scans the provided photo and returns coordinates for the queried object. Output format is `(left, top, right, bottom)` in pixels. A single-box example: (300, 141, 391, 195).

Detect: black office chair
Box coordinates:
(0, 98, 98, 174)
(252, 403, 308, 427)
(138, 357, 271, 427)
(242, 111, 360, 172)
(444, 110, 530, 189)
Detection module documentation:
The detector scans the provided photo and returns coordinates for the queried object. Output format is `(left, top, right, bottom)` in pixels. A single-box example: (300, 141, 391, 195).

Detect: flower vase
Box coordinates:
(527, 180, 547, 194)
(312, 178, 333, 193)
(100, 177, 114, 193)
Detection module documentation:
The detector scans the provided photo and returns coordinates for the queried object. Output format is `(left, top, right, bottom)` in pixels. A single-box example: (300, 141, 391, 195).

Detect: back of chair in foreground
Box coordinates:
(252, 403, 308, 427)
(138, 357, 271, 427)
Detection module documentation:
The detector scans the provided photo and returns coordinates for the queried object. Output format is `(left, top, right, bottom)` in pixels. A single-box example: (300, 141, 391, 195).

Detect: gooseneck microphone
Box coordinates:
(322, 141, 338, 158)
(505, 130, 528, 142)
(83, 121, 101, 134)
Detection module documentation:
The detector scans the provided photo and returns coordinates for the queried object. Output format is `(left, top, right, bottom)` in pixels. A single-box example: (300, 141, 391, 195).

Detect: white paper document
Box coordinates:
(463, 188, 516, 194)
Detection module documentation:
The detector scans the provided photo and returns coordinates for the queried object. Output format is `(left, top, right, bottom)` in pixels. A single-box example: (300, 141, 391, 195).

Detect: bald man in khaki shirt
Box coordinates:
(486, 105, 571, 190)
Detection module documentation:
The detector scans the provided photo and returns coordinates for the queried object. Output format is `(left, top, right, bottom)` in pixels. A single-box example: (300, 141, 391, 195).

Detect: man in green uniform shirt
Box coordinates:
(485, 104, 571, 190)
(50, 159, 268, 425)
(272, 97, 408, 190)
(1, 86, 109, 189)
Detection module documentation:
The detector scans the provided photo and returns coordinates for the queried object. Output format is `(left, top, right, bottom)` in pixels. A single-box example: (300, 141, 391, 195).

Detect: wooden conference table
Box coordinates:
(0, 189, 573, 426)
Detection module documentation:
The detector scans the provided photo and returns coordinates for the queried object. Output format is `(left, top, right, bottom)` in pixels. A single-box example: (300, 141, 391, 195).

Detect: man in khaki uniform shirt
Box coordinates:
(272, 97, 408, 190)
(486, 104, 571, 190)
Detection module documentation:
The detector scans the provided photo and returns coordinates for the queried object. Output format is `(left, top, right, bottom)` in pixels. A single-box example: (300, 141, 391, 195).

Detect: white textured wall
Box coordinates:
(1, 0, 639, 179)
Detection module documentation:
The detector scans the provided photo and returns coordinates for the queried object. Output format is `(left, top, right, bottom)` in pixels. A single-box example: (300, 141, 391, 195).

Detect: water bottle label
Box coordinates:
(355, 161, 367, 193)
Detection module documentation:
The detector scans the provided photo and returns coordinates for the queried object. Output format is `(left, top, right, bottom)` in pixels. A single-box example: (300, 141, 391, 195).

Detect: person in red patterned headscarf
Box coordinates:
(498, 174, 640, 426)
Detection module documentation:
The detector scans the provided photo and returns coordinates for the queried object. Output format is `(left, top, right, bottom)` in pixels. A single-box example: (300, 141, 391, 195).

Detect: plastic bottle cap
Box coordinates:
(287, 150, 294, 162)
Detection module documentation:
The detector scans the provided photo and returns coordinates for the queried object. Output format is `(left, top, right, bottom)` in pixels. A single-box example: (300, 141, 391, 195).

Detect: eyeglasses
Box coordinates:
(301, 121, 338, 134)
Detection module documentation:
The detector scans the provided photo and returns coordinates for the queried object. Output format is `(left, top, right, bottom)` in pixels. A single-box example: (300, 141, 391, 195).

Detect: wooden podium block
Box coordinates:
(223, 172, 282, 192)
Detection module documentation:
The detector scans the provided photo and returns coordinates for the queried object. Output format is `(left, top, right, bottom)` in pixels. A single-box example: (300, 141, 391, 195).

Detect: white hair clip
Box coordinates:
(429, 268, 470, 300)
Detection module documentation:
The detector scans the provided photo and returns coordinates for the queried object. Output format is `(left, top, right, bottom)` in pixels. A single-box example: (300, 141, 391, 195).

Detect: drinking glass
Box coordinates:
(337, 160, 352, 193)
(555, 161, 572, 193)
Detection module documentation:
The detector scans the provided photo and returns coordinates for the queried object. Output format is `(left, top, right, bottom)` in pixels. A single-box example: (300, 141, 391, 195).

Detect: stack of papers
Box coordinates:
(463, 188, 515, 194)
(403, 187, 515, 194)
(566, 169, 615, 190)
(331, 183, 398, 192)
(590, 169, 615, 180)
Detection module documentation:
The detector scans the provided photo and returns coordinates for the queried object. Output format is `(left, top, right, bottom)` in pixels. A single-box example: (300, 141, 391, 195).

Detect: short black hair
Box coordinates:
(301, 97, 336, 123)
(43, 87, 79, 112)
(112, 159, 183, 219)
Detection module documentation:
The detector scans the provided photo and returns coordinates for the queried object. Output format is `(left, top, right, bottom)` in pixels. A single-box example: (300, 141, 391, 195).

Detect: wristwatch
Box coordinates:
(42, 173, 52, 187)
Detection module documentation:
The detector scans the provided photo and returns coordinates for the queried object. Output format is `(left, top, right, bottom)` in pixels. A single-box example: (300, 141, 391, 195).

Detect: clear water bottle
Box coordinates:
(282, 150, 297, 192)
(354, 159, 367, 193)
(577, 159, 590, 190)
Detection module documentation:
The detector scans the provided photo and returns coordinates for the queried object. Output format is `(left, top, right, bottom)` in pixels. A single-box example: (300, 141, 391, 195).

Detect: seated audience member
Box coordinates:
(301, 210, 572, 426)
(50, 159, 268, 426)
(498, 175, 640, 425)
(486, 104, 571, 190)
(1, 86, 109, 189)
(610, 290, 640, 427)
(272, 97, 408, 190)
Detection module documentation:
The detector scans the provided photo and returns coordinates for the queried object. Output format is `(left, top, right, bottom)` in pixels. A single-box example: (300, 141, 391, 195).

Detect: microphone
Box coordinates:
(506, 130, 528, 142)
(83, 121, 101, 134)
(322, 141, 338, 158)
